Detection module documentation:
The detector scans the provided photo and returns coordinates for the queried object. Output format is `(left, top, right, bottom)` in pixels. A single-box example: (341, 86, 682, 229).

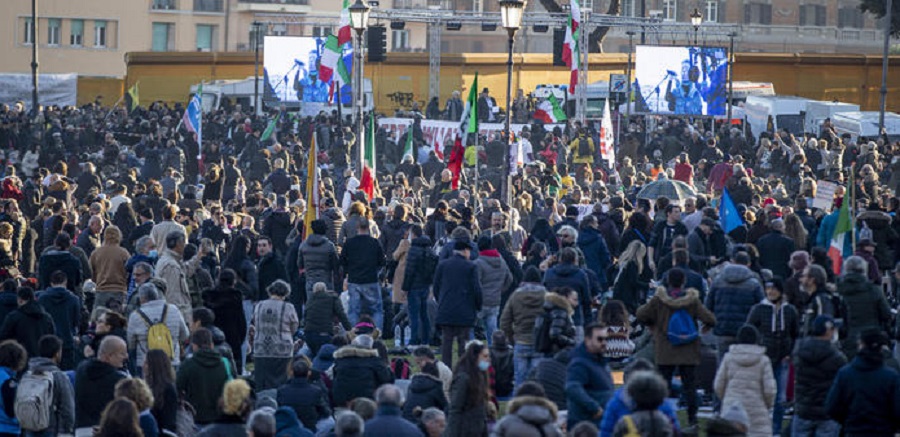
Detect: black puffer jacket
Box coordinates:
(526, 350, 570, 410)
(543, 293, 576, 354)
(0, 300, 56, 357)
(746, 299, 800, 364)
(331, 345, 394, 407)
(858, 210, 898, 271)
(402, 373, 448, 422)
(262, 210, 293, 256)
(303, 288, 351, 334)
(402, 236, 435, 291)
(321, 208, 345, 245)
(837, 272, 892, 359)
(298, 234, 339, 287)
(792, 337, 847, 421)
(276, 377, 331, 432)
(379, 219, 409, 262)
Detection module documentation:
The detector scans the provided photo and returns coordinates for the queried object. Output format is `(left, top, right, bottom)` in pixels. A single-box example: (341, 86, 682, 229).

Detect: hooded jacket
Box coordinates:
(37, 286, 81, 351)
(543, 263, 592, 326)
(492, 396, 563, 437)
(0, 300, 56, 357)
(714, 344, 776, 437)
(793, 337, 847, 421)
(402, 373, 448, 422)
(298, 234, 339, 287)
(27, 357, 76, 434)
(155, 248, 196, 324)
(636, 287, 717, 366)
(577, 226, 611, 290)
(500, 282, 547, 346)
(274, 406, 314, 437)
(475, 249, 513, 308)
(543, 292, 576, 354)
(836, 272, 892, 359)
(825, 350, 900, 437)
(74, 358, 127, 428)
(433, 253, 483, 327)
(321, 207, 345, 245)
(706, 264, 764, 336)
(565, 343, 614, 429)
(746, 299, 800, 364)
(528, 349, 570, 410)
(402, 236, 436, 291)
(276, 376, 331, 432)
(37, 249, 83, 291)
(331, 345, 394, 407)
(176, 348, 231, 424)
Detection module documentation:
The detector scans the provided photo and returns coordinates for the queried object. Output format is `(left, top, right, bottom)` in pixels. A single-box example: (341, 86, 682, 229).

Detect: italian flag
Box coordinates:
(828, 196, 853, 275)
(337, 0, 353, 46)
(320, 35, 350, 85)
(359, 114, 377, 201)
(562, 0, 581, 95)
(534, 94, 567, 123)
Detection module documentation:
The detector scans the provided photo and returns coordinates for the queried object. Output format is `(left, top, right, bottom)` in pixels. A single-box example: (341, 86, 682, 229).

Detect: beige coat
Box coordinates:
(155, 248, 200, 325)
(150, 220, 187, 254)
(392, 239, 409, 304)
(714, 344, 777, 437)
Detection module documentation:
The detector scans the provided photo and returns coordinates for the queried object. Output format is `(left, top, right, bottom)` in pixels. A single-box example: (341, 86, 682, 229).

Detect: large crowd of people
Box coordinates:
(0, 93, 897, 437)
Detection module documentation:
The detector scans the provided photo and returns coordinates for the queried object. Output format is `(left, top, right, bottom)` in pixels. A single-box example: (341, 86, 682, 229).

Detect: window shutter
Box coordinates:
(762, 4, 772, 24)
(744, 3, 751, 24)
(816, 5, 826, 26)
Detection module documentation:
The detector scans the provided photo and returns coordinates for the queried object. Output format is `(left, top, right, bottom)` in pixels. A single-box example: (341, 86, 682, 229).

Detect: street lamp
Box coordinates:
(31, 0, 39, 115)
(625, 30, 635, 120)
(500, 0, 525, 206)
(349, 0, 371, 175)
(252, 21, 262, 116)
(690, 8, 702, 45)
(727, 31, 737, 124)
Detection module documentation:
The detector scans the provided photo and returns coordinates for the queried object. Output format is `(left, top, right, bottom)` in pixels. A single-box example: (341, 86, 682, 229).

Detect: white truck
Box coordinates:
(191, 77, 373, 117)
(744, 95, 816, 137)
(831, 111, 900, 143)
(804, 101, 860, 136)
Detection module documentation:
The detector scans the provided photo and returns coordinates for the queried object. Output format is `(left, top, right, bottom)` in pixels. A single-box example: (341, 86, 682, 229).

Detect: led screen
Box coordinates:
(634, 45, 728, 116)
(263, 36, 352, 105)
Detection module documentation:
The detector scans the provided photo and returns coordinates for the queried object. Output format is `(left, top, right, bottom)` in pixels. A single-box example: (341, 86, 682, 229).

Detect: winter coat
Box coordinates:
(491, 395, 563, 437)
(825, 351, 900, 437)
(836, 272, 892, 359)
(303, 288, 351, 334)
(793, 337, 847, 421)
(528, 350, 570, 410)
(402, 236, 435, 292)
(252, 299, 299, 358)
(380, 219, 409, 262)
(745, 300, 800, 364)
(321, 207, 345, 245)
(37, 249, 83, 291)
(600, 388, 679, 437)
(636, 287, 717, 366)
(275, 406, 314, 437)
(365, 405, 424, 437)
(37, 286, 81, 355)
(27, 356, 76, 434)
(202, 286, 247, 367)
(74, 358, 127, 428)
(195, 415, 247, 437)
(340, 234, 385, 284)
(543, 263, 592, 326)
(402, 373, 448, 422)
(499, 282, 547, 346)
(577, 227, 611, 290)
(444, 370, 488, 437)
(176, 348, 232, 424)
(565, 343, 615, 429)
(714, 344, 777, 437)
(492, 343, 514, 397)
(392, 239, 410, 303)
(155, 248, 196, 324)
(262, 211, 293, 257)
(648, 220, 688, 263)
(257, 252, 288, 301)
(0, 300, 56, 357)
(706, 264, 764, 337)
(433, 254, 483, 327)
(475, 249, 513, 308)
(276, 377, 331, 432)
(755, 231, 795, 280)
(331, 345, 394, 407)
(127, 299, 190, 367)
(612, 262, 649, 314)
(858, 209, 898, 271)
(542, 293, 577, 354)
(298, 234, 339, 288)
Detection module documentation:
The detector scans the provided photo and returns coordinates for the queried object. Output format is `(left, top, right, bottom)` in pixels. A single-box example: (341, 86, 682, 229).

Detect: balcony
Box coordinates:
(150, 0, 177, 10)
(235, 0, 311, 13)
(194, 0, 224, 12)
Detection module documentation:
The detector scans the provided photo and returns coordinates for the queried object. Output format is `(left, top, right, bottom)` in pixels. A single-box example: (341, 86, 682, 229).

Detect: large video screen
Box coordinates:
(263, 36, 352, 105)
(634, 45, 728, 116)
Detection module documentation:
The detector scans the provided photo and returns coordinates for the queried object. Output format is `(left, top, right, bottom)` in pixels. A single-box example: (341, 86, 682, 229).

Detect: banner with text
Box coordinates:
(377, 118, 564, 152)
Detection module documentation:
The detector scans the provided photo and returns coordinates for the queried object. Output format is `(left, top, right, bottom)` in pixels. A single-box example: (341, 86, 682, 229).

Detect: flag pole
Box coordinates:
(851, 163, 856, 250)
(103, 94, 125, 122)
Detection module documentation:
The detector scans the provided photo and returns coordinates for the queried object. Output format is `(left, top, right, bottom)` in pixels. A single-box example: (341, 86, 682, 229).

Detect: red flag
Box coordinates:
(447, 136, 465, 190)
(434, 138, 444, 161)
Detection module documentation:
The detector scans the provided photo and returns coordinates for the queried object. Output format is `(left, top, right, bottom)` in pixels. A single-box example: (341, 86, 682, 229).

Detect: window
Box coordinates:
(705, 0, 718, 22)
(94, 20, 107, 47)
(472, 0, 483, 12)
(312, 26, 332, 37)
(838, 6, 864, 28)
(393, 0, 412, 7)
(152, 22, 175, 51)
(23, 18, 34, 44)
(392, 29, 409, 50)
(48, 18, 61, 45)
(799, 4, 827, 26)
(744, 3, 772, 24)
(152, 0, 176, 9)
(622, 0, 635, 17)
(193, 0, 223, 12)
(663, 0, 677, 21)
(271, 24, 287, 36)
(196, 24, 216, 51)
(70, 19, 84, 46)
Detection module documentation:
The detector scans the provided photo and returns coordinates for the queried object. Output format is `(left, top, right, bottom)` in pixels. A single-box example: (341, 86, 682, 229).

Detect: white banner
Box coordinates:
(378, 117, 564, 157)
(813, 181, 838, 211)
(0, 73, 77, 109)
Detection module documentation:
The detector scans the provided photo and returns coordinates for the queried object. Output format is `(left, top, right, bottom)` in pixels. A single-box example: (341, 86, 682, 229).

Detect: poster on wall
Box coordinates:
(635, 45, 728, 116)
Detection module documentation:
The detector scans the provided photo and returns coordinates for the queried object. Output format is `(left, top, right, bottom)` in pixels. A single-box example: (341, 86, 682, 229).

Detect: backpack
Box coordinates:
(14, 371, 55, 431)
(577, 136, 593, 157)
(620, 415, 640, 437)
(138, 305, 175, 359)
(532, 310, 554, 355)
(667, 308, 699, 346)
(391, 357, 412, 380)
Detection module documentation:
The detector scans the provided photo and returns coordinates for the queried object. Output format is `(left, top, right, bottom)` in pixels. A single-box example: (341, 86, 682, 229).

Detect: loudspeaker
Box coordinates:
(368, 26, 387, 62)
(552, 28, 566, 67)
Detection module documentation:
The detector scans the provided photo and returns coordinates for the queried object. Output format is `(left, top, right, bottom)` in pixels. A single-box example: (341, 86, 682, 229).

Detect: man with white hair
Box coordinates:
(364, 384, 424, 436)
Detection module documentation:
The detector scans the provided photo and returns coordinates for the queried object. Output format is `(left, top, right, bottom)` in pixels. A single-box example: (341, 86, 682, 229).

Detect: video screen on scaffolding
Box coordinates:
(634, 45, 728, 116)
(263, 36, 352, 105)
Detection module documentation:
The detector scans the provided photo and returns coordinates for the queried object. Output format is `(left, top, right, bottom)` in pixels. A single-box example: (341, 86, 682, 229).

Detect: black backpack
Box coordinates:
(577, 136, 593, 157)
(532, 310, 553, 355)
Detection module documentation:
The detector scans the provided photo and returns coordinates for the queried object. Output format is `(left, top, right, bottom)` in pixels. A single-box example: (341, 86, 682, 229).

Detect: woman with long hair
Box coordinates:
(95, 398, 144, 437)
(522, 219, 559, 257)
(618, 212, 651, 255)
(444, 341, 492, 437)
(112, 202, 139, 251)
(522, 242, 548, 273)
(613, 240, 650, 314)
(115, 378, 158, 437)
(223, 234, 258, 373)
(202, 268, 247, 374)
(143, 349, 178, 434)
(783, 213, 809, 251)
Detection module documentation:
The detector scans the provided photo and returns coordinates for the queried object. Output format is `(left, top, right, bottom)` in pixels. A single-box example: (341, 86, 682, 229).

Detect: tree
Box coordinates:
(537, 0, 622, 53)
(859, 0, 900, 37)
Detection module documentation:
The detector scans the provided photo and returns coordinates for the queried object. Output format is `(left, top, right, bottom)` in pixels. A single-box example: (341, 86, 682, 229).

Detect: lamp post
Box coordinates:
(690, 8, 702, 45)
(31, 0, 39, 115)
(625, 30, 635, 120)
(349, 0, 371, 174)
(879, 0, 892, 132)
(500, 0, 525, 206)
(727, 31, 736, 124)
(252, 21, 261, 116)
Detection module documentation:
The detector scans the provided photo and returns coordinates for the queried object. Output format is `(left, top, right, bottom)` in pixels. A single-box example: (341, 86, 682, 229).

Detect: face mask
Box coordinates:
(149, 250, 158, 259)
(478, 360, 490, 372)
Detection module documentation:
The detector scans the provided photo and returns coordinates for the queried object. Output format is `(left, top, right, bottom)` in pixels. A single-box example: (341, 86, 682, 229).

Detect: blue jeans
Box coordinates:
(513, 343, 544, 386)
(772, 360, 788, 435)
(347, 283, 383, 329)
(477, 306, 500, 345)
(407, 288, 431, 345)
(791, 416, 840, 437)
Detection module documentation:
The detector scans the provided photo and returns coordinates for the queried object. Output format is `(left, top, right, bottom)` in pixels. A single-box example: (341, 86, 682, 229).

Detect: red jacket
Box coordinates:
(674, 162, 694, 186)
